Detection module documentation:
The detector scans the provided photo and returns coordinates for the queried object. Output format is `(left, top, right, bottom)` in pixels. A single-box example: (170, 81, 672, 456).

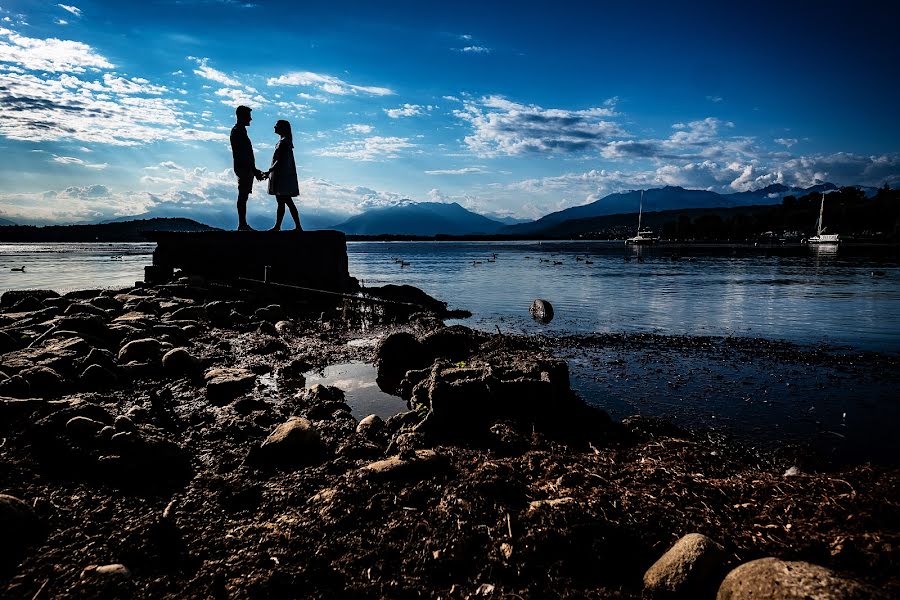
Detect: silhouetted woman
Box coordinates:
(264, 119, 302, 231)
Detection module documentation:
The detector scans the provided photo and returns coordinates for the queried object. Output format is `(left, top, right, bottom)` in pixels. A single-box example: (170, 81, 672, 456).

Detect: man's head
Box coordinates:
(235, 105, 252, 126)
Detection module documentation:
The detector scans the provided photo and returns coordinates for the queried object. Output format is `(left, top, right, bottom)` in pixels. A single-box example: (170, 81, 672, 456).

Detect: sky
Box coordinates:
(1, 0, 898, 226)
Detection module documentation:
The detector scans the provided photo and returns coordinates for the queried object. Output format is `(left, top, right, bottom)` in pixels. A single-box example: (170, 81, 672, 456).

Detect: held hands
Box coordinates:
(254, 169, 270, 181)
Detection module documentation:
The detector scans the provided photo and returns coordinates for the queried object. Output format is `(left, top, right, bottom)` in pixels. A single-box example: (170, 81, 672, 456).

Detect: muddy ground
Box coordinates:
(0, 280, 897, 599)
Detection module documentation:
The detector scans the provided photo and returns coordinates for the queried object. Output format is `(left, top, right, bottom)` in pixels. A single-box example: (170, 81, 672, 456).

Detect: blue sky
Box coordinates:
(1, 0, 898, 225)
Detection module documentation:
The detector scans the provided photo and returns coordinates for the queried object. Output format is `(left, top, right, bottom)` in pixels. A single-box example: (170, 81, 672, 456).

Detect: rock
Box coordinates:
(716, 557, 883, 600)
(250, 338, 288, 355)
(0, 330, 21, 354)
(358, 449, 445, 480)
(81, 347, 116, 369)
(81, 563, 131, 579)
(307, 400, 351, 420)
(117, 338, 164, 363)
(643, 533, 726, 598)
(375, 332, 430, 381)
(301, 384, 345, 403)
(80, 364, 117, 389)
(527, 497, 577, 513)
(255, 417, 322, 465)
(205, 368, 256, 404)
(0, 374, 30, 398)
(1, 289, 59, 308)
(99, 426, 116, 441)
(356, 414, 384, 437)
(66, 416, 106, 438)
(89, 296, 122, 311)
(783, 466, 801, 477)
(0, 494, 40, 568)
(529, 299, 554, 322)
(419, 326, 481, 362)
(169, 305, 207, 321)
(114, 415, 137, 432)
(161, 347, 200, 374)
(64, 303, 108, 317)
(253, 304, 284, 322)
(274, 320, 293, 335)
(19, 366, 65, 398)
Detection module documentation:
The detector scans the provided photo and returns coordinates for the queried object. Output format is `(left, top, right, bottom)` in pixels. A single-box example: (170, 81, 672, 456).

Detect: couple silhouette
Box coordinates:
(230, 105, 302, 231)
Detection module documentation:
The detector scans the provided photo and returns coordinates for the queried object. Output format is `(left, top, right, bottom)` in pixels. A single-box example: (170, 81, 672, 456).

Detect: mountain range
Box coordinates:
(333, 202, 506, 235)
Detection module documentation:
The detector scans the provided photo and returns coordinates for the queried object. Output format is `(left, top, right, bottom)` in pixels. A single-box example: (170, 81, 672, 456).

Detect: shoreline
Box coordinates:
(1, 280, 897, 598)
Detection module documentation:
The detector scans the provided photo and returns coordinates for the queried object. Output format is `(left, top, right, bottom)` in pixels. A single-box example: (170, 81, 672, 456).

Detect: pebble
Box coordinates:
(161, 347, 200, 374)
(117, 338, 163, 363)
(66, 416, 106, 438)
(257, 417, 322, 464)
(204, 367, 256, 404)
(358, 449, 444, 480)
(81, 563, 131, 579)
(643, 533, 726, 598)
(356, 414, 384, 437)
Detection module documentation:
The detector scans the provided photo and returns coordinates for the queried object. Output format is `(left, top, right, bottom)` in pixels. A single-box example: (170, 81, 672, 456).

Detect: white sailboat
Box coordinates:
(625, 190, 657, 245)
(806, 192, 840, 244)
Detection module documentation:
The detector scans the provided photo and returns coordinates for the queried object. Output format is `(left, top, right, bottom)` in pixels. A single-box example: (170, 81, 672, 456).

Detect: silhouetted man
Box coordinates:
(230, 105, 264, 231)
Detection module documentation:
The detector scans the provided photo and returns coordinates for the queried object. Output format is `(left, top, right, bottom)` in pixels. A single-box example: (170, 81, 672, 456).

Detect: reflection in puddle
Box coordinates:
(304, 361, 407, 420)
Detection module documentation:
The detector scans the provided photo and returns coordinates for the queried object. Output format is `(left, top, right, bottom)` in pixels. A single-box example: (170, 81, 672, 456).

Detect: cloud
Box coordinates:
(190, 57, 244, 87)
(424, 167, 487, 175)
(316, 136, 415, 161)
(775, 137, 798, 148)
(56, 19, 68, 25)
(706, 95, 723, 103)
(457, 46, 490, 54)
(345, 124, 374, 134)
(452, 95, 623, 156)
(0, 27, 113, 72)
(267, 71, 394, 96)
(52, 155, 108, 169)
(57, 4, 82, 17)
(384, 103, 433, 119)
(214, 86, 267, 108)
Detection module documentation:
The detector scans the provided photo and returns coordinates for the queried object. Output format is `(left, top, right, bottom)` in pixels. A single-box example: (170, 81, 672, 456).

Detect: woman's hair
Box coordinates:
(276, 120, 293, 147)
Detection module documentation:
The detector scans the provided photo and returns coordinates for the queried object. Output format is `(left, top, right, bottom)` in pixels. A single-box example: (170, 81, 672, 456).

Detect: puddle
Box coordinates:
(304, 361, 407, 420)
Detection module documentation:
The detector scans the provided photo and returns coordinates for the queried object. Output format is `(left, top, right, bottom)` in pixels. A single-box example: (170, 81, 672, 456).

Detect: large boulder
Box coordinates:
(117, 338, 164, 363)
(643, 533, 726, 598)
(1, 289, 59, 308)
(375, 332, 430, 383)
(419, 326, 481, 362)
(19, 366, 65, 398)
(717, 557, 884, 600)
(161, 347, 200, 375)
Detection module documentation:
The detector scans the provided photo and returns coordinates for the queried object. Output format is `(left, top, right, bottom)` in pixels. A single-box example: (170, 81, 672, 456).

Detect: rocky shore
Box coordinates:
(0, 280, 897, 599)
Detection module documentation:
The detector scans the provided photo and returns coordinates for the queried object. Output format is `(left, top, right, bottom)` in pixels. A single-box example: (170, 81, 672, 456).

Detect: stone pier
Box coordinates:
(143, 230, 352, 291)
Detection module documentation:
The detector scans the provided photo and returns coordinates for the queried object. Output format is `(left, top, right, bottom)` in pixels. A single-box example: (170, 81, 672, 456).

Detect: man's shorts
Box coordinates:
(238, 175, 254, 195)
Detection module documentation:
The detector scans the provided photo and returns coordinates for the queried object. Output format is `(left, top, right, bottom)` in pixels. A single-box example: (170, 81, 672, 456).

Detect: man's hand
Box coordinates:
(254, 169, 264, 181)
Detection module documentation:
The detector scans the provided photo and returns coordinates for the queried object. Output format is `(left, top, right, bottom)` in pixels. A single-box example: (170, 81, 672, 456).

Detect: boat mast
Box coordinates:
(637, 190, 643, 233)
(818, 192, 825, 236)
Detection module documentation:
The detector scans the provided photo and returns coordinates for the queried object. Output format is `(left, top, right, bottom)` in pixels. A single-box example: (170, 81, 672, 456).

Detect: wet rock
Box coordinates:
(1, 289, 59, 308)
(114, 415, 137, 433)
(356, 414, 385, 437)
(529, 298, 554, 323)
(716, 557, 883, 600)
(0, 494, 40, 569)
(81, 563, 131, 579)
(169, 306, 207, 321)
(117, 338, 164, 363)
(643, 533, 726, 598)
(205, 367, 256, 404)
(420, 325, 481, 362)
(301, 384, 345, 403)
(66, 416, 106, 438)
(375, 332, 430, 382)
(64, 303, 108, 317)
(161, 347, 200, 375)
(19, 366, 65, 397)
(89, 296, 122, 311)
(358, 449, 445, 480)
(80, 364, 117, 389)
(253, 304, 284, 322)
(254, 417, 323, 465)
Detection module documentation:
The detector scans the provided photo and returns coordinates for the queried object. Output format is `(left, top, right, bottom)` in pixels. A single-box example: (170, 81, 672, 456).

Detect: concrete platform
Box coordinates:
(143, 230, 352, 291)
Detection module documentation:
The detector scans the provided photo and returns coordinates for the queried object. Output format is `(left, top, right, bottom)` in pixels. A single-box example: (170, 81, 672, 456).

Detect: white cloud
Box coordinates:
(453, 95, 623, 156)
(775, 137, 798, 148)
(457, 46, 490, 54)
(424, 167, 487, 175)
(56, 19, 68, 25)
(267, 71, 394, 96)
(190, 57, 243, 87)
(316, 136, 415, 161)
(384, 103, 433, 119)
(57, 4, 82, 17)
(52, 155, 108, 169)
(0, 27, 113, 72)
(706, 95, 723, 103)
(214, 86, 267, 108)
(345, 124, 374, 134)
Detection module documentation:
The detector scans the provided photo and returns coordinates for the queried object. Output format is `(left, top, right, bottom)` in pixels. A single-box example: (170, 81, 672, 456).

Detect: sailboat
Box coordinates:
(806, 192, 840, 244)
(625, 190, 657, 245)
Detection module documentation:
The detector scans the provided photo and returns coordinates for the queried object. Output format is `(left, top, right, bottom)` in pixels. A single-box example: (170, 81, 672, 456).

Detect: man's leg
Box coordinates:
(237, 191, 251, 230)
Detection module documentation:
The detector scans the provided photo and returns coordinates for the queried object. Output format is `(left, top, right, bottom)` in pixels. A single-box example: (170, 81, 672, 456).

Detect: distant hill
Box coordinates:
(333, 202, 505, 235)
(502, 183, 841, 235)
(105, 209, 345, 232)
(0, 218, 219, 242)
(0, 217, 16, 226)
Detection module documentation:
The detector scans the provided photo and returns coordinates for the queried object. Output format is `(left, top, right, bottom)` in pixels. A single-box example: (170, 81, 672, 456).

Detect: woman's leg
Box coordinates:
(271, 196, 286, 231)
(285, 198, 302, 230)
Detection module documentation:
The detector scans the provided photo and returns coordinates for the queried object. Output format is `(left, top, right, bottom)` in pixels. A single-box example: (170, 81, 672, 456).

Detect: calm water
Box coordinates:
(2, 241, 898, 350)
(348, 241, 900, 351)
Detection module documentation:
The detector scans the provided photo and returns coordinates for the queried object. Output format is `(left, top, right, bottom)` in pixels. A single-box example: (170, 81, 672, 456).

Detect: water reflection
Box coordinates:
(303, 361, 407, 420)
